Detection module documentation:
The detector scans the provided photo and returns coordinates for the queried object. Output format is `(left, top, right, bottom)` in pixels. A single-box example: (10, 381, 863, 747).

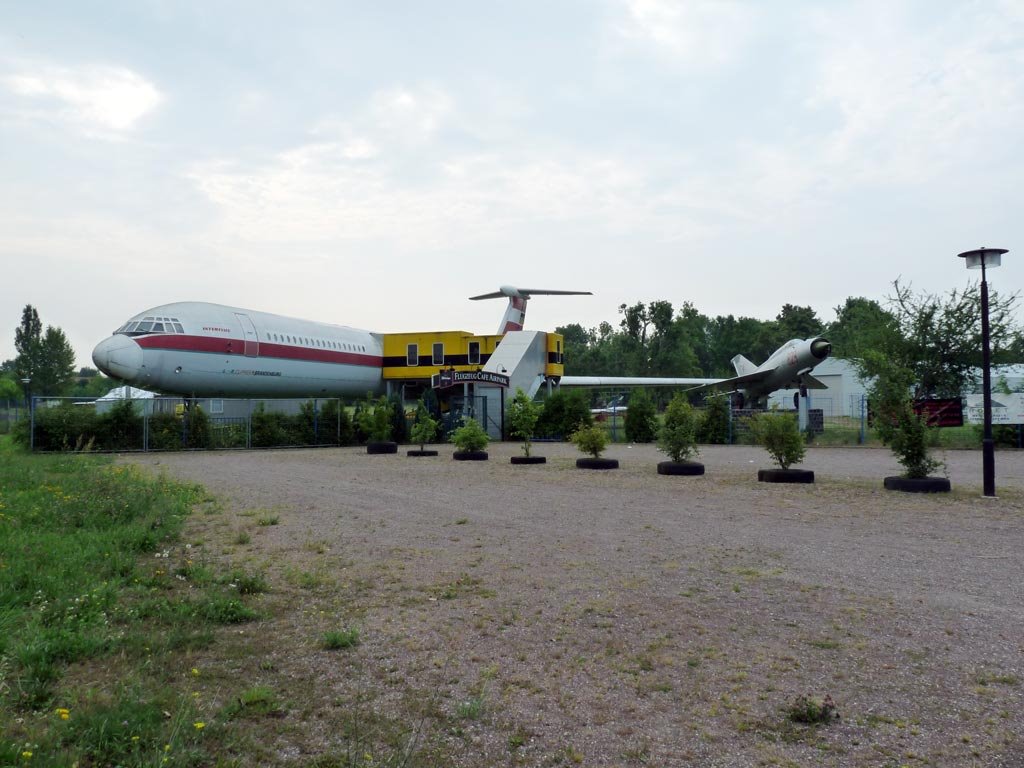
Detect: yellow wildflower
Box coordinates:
(55, 707, 70, 720)
(193, 721, 205, 730)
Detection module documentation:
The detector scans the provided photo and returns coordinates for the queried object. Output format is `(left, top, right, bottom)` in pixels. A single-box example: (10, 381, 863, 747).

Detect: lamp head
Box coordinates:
(958, 247, 1007, 270)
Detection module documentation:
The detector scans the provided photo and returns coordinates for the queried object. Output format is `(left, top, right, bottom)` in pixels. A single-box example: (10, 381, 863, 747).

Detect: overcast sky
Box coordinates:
(2, 0, 1021, 367)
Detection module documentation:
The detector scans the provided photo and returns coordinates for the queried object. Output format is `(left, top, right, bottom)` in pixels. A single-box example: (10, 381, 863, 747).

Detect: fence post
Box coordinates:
(246, 399, 252, 449)
(29, 397, 35, 452)
(859, 394, 866, 445)
(313, 399, 319, 446)
(727, 396, 733, 445)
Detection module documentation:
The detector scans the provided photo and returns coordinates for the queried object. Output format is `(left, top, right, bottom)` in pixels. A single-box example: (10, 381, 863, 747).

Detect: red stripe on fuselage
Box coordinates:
(134, 334, 382, 368)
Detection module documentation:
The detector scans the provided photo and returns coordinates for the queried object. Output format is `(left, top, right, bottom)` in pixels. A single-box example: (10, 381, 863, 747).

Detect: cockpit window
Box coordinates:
(173, 322, 184, 333)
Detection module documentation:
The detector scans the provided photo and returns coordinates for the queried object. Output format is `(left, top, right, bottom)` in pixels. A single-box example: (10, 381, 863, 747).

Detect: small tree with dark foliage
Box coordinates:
(625, 388, 657, 443)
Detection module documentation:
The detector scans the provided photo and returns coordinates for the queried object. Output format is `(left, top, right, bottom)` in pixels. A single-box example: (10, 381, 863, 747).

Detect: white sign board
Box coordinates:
(964, 393, 1024, 425)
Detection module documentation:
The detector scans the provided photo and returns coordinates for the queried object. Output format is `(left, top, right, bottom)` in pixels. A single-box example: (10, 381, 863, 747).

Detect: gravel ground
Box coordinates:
(127, 443, 1024, 767)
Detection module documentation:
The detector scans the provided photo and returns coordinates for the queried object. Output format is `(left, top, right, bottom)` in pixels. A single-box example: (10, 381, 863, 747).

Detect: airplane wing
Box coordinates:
(683, 370, 770, 395)
(798, 373, 828, 390)
(559, 376, 721, 388)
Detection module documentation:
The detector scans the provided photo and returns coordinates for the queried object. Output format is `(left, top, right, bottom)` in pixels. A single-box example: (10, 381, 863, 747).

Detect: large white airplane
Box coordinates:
(91, 286, 830, 404)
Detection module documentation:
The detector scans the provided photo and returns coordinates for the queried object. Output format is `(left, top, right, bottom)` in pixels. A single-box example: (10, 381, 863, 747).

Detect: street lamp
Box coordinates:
(19, 377, 30, 408)
(957, 246, 1008, 498)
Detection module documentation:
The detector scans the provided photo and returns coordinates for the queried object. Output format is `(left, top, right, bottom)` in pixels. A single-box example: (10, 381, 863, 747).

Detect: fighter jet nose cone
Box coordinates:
(811, 338, 832, 360)
(92, 335, 144, 382)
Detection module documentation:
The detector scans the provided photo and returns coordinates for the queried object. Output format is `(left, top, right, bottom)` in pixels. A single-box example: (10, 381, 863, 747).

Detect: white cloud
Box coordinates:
(2, 64, 162, 134)
(806, 3, 1024, 185)
(615, 0, 756, 67)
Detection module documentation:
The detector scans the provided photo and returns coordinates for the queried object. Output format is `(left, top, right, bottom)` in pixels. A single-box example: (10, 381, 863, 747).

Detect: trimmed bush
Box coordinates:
(658, 393, 699, 462)
(750, 408, 806, 470)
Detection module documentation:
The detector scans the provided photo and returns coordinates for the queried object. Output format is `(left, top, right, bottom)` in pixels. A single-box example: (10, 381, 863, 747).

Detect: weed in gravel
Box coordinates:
(223, 685, 282, 719)
(975, 672, 1019, 686)
(226, 569, 270, 595)
(233, 530, 251, 545)
(455, 696, 484, 720)
(786, 694, 839, 724)
(257, 514, 280, 526)
(323, 628, 361, 650)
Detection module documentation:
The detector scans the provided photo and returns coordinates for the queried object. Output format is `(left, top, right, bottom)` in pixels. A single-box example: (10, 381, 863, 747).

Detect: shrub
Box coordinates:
(389, 394, 410, 444)
(535, 390, 592, 439)
(507, 388, 542, 457)
(750, 408, 806, 470)
(316, 399, 354, 445)
(786, 694, 838, 724)
(697, 395, 731, 444)
(100, 399, 144, 450)
(571, 424, 609, 458)
(452, 417, 489, 452)
(625, 388, 657, 443)
(866, 355, 943, 479)
(251, 403, 289, 447)
(410, 400, 439, 450)
(357, 394, 393, 442)
(658, 393, 699, 462)
(184, 404, 210, 449)
(148, 413, 184, 450)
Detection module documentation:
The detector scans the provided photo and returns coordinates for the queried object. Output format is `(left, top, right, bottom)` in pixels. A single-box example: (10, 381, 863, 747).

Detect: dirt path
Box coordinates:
(128, 444, 1024, 767)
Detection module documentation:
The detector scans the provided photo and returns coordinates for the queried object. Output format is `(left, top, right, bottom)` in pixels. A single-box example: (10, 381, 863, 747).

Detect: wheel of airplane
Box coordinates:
(657, 461, 705, 476)
(757, 468, 814, 484)
(575, 458, 619, 470)
(883, 476, 950, 493)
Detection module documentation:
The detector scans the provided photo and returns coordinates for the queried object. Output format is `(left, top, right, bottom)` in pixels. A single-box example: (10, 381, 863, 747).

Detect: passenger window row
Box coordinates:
(267, 332, 365, 353)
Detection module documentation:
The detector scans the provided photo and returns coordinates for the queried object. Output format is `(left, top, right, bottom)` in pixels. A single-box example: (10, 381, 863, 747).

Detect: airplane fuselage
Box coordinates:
(92, 302, 385, 397)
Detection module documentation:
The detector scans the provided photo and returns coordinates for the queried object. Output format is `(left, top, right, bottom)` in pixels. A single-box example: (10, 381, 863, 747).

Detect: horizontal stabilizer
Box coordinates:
(469, 286, 592, 301)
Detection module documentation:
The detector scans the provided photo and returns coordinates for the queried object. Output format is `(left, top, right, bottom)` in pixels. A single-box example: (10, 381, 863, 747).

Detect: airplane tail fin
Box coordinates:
(730, 354, 757, 377)
(469, 286, 592, 334)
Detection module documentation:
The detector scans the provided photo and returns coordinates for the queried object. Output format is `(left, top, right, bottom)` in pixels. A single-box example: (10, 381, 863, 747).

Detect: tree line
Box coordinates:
(557, 279, 1024, 398)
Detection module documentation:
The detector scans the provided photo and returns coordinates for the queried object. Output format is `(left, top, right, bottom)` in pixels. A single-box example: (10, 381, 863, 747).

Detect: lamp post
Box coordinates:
(19, 377, 30, 409)
(957, 247, 1008, 498)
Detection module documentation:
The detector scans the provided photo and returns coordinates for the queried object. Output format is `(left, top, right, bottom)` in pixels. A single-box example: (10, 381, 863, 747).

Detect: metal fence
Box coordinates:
(595, 395, 870, 445)
(0, 400, 29, 435)
(19, 396, 359, 452)
(15, 394, 501, 453)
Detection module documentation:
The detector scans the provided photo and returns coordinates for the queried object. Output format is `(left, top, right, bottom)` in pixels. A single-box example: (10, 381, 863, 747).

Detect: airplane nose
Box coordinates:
(810, 338, 832, 360)
(92, 335, 144, 382)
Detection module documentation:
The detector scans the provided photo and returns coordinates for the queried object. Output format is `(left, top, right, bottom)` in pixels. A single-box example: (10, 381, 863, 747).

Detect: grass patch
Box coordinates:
(0, 437, 260, 764)
(322, 628, 361, 650)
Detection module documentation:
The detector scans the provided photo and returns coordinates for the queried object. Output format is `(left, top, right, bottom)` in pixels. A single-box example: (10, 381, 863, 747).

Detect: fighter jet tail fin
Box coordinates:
(730, 354, 758, 377)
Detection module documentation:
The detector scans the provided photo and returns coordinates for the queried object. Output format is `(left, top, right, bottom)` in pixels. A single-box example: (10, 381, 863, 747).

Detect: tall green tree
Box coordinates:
(826, 297, 901, 361)
(774, 304, 824, 341)
(13, 306, 77, 395)
(885, 279, 1021, 397)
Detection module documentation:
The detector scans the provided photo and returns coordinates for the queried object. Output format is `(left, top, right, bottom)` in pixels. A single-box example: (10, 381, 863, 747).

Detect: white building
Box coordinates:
(767, 358, 868, 418)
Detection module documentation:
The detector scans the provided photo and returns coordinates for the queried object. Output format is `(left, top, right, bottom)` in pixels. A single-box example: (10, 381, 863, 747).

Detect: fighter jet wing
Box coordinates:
(684, 370, 771, 394)
(799, 373, 828, 390)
